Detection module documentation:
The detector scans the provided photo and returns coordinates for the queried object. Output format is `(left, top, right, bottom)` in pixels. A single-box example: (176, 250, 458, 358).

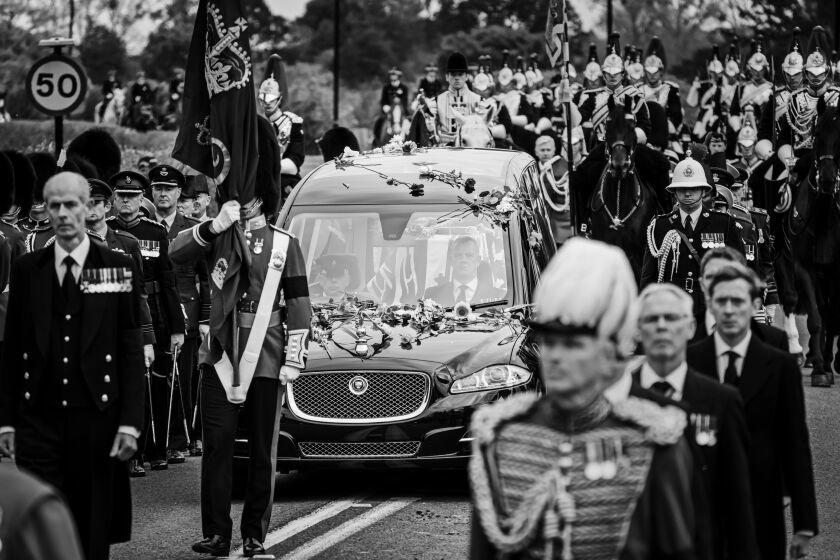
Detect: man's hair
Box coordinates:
(700, 245, 747, 273)
(708, 264, 763, 300)
(44, 172, 89, 204)
(637, 282, 694, 317)
(452, 236, 478, 251)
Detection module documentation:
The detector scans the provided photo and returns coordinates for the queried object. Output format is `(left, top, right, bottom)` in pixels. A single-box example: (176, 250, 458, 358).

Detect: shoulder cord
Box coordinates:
(540, 169, 570, 214)
(646, 221, 681, 283)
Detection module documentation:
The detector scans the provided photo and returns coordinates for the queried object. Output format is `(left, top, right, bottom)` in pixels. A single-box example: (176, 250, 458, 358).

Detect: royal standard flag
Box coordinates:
(545, 0, 567, 69)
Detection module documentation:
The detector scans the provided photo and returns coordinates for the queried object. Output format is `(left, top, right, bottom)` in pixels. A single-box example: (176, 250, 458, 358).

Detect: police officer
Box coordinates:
(431, 52, 482, 145)
(150, 164, 210, 459)
(171, 116, 311, 558)
(258, 54, 304, 206)
(107, 170, 184, 471)
(642, 155, 745, 318)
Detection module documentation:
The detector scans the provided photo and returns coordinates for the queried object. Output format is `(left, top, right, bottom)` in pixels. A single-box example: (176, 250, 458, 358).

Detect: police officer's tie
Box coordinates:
(62, 255, 80, 307)
(651, 380, 675, 399)
(724, 350, 740, 387)
(684, 215, 694, 236)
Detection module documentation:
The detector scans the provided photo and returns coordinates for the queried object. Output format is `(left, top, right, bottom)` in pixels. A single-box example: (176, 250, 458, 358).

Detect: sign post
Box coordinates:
(26, 38, 88, 159)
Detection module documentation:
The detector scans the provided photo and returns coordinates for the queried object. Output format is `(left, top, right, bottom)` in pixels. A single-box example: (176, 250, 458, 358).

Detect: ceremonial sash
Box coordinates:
(740, 82, 771, 107)
(216, 228, 290, 403)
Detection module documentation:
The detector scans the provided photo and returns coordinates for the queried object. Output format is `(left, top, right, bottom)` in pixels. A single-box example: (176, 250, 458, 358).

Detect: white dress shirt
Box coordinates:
(678, 207, 702, 230)
(639, 360, 688, 401)
(714, 330, 752, 383)
(454, 277, 478, 303)
(155, 211, 176, 232)
(705, 310, 716, 335)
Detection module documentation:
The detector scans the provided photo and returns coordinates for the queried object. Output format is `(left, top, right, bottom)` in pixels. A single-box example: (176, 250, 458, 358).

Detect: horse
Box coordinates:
(571, 96, 671, 281)
(94, 87, 125, 125)
(372, 98, 405, 148)
(786, 101, 840, 386)
(125, 102, 157, 132)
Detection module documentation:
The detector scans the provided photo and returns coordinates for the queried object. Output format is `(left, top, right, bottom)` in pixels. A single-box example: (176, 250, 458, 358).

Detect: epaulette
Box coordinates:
(470, 392, 540, 445)
(612, 396, 687, 445)
(87, 230, 105, 242)
(269, 224, 295, 238)
(750, 206, 768, 215)
(140, 217, 167, 231)
(664, 80, 679, 88)
(732, 202, 751, 213)
(284, 111, 303, 124)
(113, 229, 139, 241)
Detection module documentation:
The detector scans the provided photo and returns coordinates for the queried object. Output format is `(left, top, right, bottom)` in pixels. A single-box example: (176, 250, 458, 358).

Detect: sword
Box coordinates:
(191, 366, 203, 431)
(146, 366, 156, 446)
(164, 347, 180, 451)
(173, 349, 191, 447)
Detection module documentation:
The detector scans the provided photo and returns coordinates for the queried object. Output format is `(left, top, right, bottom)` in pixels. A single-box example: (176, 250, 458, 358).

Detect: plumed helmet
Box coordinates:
(737, 106, 758, 146)
(259, 54, 289, 110)
(626, 47, 644, 82)
(512, 55, 527, 89)
(644, 36, 666, 73)
(255, 115, 282, 217)
(805, 26, 832, 78)
(27, 152, 57, 203)
(317, 126, 360, 162)
(67, 128, 121, 179)
(725, 41, 741, 77)
(667, 155, 712, 191)
(497, 49, 513, 86)
(584, 43, 602, 82)
(707, 44, 724, 74)
(0, 151, 15, 216)
(3, 150, 36, 216)
(446, 52, 469, 73)
(531, 237, 639, 357)
(747, 36, 769, 72)
(782, 27, 804, 76)
(601, 32, 624, 76)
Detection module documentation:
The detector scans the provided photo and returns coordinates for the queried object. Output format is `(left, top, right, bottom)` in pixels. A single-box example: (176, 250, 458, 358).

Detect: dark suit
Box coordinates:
(688, 335, 818, 560)
(423, 278, 506, 307)
(632, 367, 758, 560)
(693, 317, 788, 351)
(0, 239, 144, 560)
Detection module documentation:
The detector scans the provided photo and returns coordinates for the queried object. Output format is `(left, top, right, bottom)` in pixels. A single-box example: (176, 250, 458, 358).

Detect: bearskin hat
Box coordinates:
(255, 115, 282, 217)
(27, 152, 57, 203)
(317, 126, 360, 162)
(62, 155, 100, 180)
(67, 128, 122, 180)
(3, 151, 36, 217)
(0, 151, 15, 216)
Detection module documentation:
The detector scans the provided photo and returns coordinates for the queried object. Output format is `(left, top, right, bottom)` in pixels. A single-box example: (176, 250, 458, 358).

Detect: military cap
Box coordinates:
(149, 164, 185, 189)
(137, 155, 158, 167)
(88, 178, 113, 200)
(313, 253, 360, 288)
(110, 170, 149, 194)
(447, 52, 469, 73)
(191, 174, 210, 195)
(181, 176, 198, 200)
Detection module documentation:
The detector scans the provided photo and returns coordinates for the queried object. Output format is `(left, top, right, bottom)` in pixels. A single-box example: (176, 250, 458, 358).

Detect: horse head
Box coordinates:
(604, 96, 637, 179)
(455, 113, 494, 148)
(813, 100, 840, 195)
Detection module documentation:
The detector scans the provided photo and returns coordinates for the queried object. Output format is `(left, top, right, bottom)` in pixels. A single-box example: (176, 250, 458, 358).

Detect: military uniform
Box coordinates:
(20, 217, 53, 253)
(379, 81, 410, 114)
(776, 86, 840, 152)
(417, 76, 446, 99)
(269, 110, 304, 198)
(130, 80, 154, 106)
(577, 84, 650, 147)
(107, 171, 183, 467)
(432, 86, 482, 145)
(643, 81, 683, 130)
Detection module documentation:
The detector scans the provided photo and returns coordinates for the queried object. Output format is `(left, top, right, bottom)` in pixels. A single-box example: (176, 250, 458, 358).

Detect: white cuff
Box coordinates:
(0, 426, 14, 435)
(117, 426, 140, 439)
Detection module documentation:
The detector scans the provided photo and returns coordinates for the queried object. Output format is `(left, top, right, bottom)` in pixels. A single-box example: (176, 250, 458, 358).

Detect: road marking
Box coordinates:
(230, 497, 364, 557)
(277, 498, 418, 560)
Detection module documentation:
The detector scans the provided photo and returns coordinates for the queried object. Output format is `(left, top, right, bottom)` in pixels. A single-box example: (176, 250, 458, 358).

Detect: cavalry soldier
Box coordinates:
(577, 32, 651, 149)
(150, 164, 210, 459)
(721, 42, 742, 109)
(168, 67, 185, 114)
(416, 62, 446, 100)
(107, 170, 184, 472)
(130, 71, 155, 107)
(642, 155, 745, 317)
(380, 67, 410, 116)
(729, 39, 773, 140)
(172, 116, 312, 558)
(430, 52, 482, 145)
(687, 45, 726, 141)
(471, 56, 495, 99)
(642, 36, 683, 132)
(625, 46, 645, 87)
(761, 28, 805, 142)
(258, 54, 305, 207)
(776, 26, 840, 156)
(574, 44, 605, 141)
(730, 107, 768, 207)
(100, 69, 121, 121)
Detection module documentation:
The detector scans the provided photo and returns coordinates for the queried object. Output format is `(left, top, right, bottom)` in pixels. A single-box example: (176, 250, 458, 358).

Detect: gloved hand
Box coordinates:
(144, 344, 155, 368)
(170, 333, 184, 354)
(211, 200, 241, 233)
(279, 365, 301, 385)
(199, 324, 210, 339)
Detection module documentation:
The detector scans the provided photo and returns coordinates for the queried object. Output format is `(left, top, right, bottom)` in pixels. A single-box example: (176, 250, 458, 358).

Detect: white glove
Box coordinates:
(279, 365, 301, 385)
(199, 324, 210, 339)
(211, 200, 240, 233)
(144, 345, 155, 368)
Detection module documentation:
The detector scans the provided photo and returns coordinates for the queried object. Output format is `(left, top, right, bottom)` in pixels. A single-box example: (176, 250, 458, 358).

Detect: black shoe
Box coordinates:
(242, 537, 265, 557)
(150, 458, 168, 470)
(128, 459, 146, 478)
(189, 440, 203, 457)
(167, 449, 186, 464)
(191, 535, 230, 556)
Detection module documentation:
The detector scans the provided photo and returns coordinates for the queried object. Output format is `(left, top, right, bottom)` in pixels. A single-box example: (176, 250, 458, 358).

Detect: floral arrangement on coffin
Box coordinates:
(311, 295, 522, 359)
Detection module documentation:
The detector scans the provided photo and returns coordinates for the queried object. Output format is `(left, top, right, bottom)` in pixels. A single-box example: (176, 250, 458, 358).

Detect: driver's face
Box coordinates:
(319, 270, 351, 297)
(452, 241, 480, 280)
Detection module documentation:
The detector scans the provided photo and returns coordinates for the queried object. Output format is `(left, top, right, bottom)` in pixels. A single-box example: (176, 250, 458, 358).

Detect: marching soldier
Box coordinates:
(258, 54, 304, 207)
(172, 116, 312, 558)
(430, 52, 483, 145)
(642, 36, 684, 131)
(536, 130, 585, 246)
(642, 155, 745, 318)
(150, 164, 210, 459)
(107, 170, 184, 472)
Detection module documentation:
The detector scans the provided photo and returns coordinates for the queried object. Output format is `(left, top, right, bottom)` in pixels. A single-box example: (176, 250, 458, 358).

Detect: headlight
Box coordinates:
(450, 365, 532, 394)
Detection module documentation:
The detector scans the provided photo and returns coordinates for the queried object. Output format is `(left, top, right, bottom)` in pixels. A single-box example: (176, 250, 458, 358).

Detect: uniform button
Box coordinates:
(24, 392, 30, 400)
(65, 314, 71, 321)
(688, 272, 693, 277)
(104, 375, 111, 383)
(688, 238, 694, 243)
(62, 357, 69, 364)
(61, 400, 68, 407)
(23, 372, 29, 380)
(105, 354, 112, 363)
(22, 352, 28, 360)
(64, 336, 70, 342)
(101, 394, 109, 403)
(62, 378, 68, 385)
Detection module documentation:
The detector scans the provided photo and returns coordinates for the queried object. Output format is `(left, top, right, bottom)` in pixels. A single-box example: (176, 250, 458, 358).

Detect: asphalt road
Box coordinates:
(111, 367, 839, 560)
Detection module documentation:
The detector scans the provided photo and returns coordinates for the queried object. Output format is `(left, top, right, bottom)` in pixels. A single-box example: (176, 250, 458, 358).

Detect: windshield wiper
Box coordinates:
(470, 300, 509, 310)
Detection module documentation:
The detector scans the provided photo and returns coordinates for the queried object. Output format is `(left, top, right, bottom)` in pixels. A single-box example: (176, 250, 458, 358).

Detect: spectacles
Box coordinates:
(639, 313, 689, 325)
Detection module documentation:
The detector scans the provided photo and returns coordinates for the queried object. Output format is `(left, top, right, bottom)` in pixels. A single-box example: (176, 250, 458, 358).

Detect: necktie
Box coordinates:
(456, 284, 469, 304)
(62, 255, 80, 306)
(724, 351, 740, 387)
(651, 380, 675, 399)
(684, 214, 694, 236)
(160, 218, 169, 232)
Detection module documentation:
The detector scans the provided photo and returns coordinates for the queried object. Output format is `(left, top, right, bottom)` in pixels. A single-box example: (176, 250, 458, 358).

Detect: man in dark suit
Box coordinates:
(151, 164, 210, 458)
(688, 264, 817, 560)
(0, 171, 145, 560)
(695, 245, 788, 350)
(424, 236, 506, 307)
(633, 282, 758, 560)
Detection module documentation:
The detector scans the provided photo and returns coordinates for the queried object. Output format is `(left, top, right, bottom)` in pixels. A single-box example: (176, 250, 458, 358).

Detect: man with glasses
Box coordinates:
(424, 236, 504, 307)
(107, 170, 184, 473)
(688, 265, 817, 560)
(633, 283, 758, 560)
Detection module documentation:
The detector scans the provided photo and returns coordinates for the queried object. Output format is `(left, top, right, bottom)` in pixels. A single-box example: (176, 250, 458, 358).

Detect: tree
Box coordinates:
(139, 26, 192, 80)
(79, 24, 127, 84)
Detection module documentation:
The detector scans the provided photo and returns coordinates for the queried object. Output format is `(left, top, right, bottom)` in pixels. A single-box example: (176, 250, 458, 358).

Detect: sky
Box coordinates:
(266, 0, 309, 19)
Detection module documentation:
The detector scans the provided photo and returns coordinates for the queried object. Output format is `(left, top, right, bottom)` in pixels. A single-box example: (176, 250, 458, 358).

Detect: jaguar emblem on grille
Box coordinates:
(348, 375, 369, 396)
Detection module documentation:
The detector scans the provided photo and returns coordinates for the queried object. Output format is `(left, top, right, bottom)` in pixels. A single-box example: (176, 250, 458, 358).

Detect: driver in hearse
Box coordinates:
(309, 254, 360, 300)
(424, 236, 505, 306)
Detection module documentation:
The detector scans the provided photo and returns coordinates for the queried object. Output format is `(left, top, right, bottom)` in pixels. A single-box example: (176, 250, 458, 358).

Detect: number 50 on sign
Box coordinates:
(26, 54, 88, 116)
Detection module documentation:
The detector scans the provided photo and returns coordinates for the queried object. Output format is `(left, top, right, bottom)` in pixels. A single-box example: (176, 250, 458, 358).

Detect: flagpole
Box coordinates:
(560, 0, 577, 236)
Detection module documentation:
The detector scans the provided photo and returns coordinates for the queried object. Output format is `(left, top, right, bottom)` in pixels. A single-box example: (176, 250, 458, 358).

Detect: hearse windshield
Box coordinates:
(287, 210, 511, 307)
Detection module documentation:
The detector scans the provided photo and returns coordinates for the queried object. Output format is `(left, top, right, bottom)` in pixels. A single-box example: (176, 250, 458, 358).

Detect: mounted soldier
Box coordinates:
(761, 28, 804, 143)
(688, 45, 726, 141)
(99, 69, 122, 122)
(429, 52, 482, 145)
(258, 54, 304, 208)
(641, 36, 683, 134)
(625, 46, 645, 87)
(415, 62, 446, 102)
(729, 38, 773, 148)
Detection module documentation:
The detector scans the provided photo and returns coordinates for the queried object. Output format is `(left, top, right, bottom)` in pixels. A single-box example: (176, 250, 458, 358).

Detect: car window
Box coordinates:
(288, 210, 510, 307)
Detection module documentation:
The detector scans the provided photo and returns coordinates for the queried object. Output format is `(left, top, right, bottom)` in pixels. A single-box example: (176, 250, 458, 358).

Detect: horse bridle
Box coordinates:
(812, 154, 840, 194)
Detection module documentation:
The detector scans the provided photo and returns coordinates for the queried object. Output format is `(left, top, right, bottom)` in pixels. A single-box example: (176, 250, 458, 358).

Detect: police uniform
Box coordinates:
(107, 170, 184, 468)
(432, 53, 483, 145)
(642, 157, 745, 316)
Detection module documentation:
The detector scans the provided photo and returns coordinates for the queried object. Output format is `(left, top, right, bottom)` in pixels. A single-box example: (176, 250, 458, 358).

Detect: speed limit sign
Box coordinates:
(26, 53, 88, 116)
